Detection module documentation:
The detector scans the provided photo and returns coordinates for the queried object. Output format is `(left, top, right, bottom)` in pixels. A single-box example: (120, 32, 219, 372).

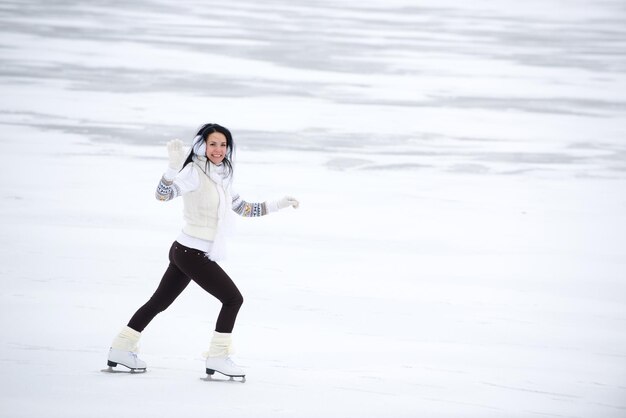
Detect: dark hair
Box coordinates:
(181, 123, 235, 177)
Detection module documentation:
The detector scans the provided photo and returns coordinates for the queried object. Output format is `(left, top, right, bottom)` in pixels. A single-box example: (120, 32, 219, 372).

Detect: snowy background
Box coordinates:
(1, 0, 625, 417)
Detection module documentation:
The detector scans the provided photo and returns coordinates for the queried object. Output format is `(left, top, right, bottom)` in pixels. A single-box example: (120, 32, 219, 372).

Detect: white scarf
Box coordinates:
(193, 156, 235, 261)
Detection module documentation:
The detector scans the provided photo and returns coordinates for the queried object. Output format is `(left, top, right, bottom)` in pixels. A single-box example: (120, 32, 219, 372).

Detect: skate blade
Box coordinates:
(101, 366, 147, 374)
(201, 374, 246, 383)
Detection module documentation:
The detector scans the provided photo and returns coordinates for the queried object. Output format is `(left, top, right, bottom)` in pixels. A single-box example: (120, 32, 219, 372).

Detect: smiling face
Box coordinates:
(205, 131, 228, 165)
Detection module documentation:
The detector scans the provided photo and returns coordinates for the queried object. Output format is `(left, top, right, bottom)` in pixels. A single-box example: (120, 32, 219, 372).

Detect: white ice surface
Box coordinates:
(1, 1, 625, 417)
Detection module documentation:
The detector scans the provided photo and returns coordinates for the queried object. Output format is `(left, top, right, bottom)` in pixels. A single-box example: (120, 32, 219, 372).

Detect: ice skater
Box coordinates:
(105, 123, 299, 379)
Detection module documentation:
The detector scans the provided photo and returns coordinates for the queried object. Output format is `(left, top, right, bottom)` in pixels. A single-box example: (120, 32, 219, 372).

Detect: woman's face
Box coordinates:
(205, 132, 228, 165)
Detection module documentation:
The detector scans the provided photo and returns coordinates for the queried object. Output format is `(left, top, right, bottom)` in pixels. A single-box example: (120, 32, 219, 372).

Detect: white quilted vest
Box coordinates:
(182, 163, 221, 241)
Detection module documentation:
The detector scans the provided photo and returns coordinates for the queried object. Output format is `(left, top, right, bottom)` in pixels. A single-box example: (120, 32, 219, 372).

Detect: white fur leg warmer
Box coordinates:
(205, 331, 235, 358)
(111, 326, 142, 352)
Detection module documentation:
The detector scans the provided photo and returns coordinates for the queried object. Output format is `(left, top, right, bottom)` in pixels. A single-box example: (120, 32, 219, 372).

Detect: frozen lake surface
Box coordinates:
(1, 1, 625, 417)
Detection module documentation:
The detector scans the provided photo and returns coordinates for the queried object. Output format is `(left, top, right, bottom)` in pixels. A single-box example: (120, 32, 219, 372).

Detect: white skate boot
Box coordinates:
(103, 326, 147, 373)
(203, 331, 245, 381)
(107, 348, 147, 372)
(206, 356, 245, 378)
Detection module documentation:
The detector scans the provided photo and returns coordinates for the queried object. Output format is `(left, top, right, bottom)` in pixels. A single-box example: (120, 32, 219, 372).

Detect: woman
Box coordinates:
(105, 123, 299, 379)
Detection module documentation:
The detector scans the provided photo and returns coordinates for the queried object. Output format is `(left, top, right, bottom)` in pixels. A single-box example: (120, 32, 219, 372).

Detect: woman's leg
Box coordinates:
(170, 243, 244, 333)
(127, 243, 191, 332)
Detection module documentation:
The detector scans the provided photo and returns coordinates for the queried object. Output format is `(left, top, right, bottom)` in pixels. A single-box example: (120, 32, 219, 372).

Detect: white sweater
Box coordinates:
(155, 159, 276, 256)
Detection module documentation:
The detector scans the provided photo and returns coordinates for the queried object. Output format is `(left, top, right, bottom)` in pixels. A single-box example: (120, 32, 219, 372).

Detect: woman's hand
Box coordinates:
(167, 139, 186, 170)
(277, 196, 300, 209)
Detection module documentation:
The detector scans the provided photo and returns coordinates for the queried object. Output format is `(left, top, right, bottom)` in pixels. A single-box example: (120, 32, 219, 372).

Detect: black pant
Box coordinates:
(127, 242, 244, 333)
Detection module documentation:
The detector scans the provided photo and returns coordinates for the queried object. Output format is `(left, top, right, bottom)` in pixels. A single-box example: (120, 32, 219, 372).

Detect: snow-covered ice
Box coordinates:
(1, 0, 625, 417)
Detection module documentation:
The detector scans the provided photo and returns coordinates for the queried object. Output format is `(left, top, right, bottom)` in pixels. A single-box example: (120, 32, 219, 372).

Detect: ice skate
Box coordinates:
(202, 331, 245, 382)
(205, 356, 245, 381)
(103, 348, 147, 373)
(102, 326, 147, 373)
